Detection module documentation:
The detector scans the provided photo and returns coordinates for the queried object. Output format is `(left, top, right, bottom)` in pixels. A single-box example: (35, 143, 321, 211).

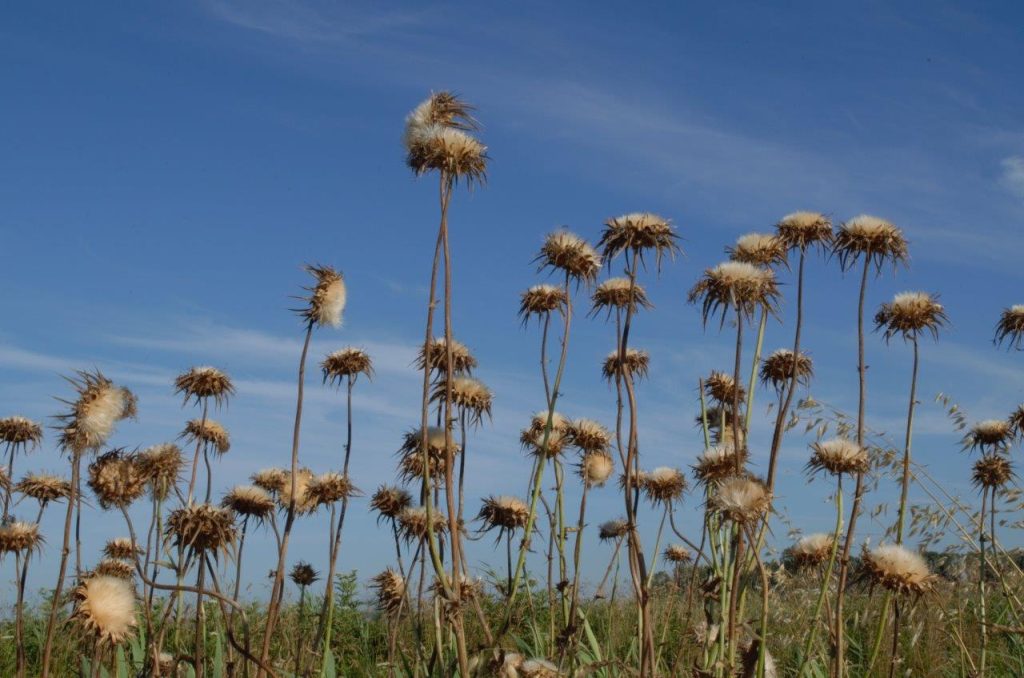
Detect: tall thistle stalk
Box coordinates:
(831, 215, 908, 677)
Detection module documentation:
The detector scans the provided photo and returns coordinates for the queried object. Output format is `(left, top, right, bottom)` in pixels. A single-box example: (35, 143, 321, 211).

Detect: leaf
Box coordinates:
(321, 648, 337, 678)
(212, 631, 224, 678)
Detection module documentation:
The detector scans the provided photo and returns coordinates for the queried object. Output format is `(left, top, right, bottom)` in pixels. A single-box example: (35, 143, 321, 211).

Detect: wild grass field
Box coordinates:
(3, 91, 1024, 678)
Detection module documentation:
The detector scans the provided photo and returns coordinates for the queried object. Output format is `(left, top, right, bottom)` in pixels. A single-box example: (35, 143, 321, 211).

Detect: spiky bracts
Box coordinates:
(599, 212, 680, 271)
(519, 284, 568, 323)
(417, 337, 477, 376)
(568, 418, 612, 453)
(833, 214, 908, 272)
(299, 265, 347, 328)
(639, 467, 687, 504)
(965, 420, 1013, 454)
(307, 472, 358, 507)
(94, 558, 135, 580)
(15, 473, 72, 503)
(875, 292, 947, 341)
(861, 544, 936, 596)
(759, 349, 813, 391)
(704, 370, 746, 406)
(371, 568, 406, 614)
(71, 575, 137, 645)
(710, 477, 770, 524)
(181, 419, 230, 454)
(221, 485, 276, 521)
(103, 537, 140, 561)
(56, 370, 135, 453)
(477, 495, 530, 532)
(404, 92, 486, 185)
(536, 230, 602, 282)
(397, 506, 448, 542)
(688, 261, 779, 325)
(602, 348, 650, 382)
(370, 485, 412, 522)
(251, 467, 288, 494)
(972, 455, 1014, 490)
(598, 519, 629, 541)
(174, 366, 234, 408)
(995, 305, 1024, 349)
(579, 451, 615, 487)
(431, 377, 493, 425)
(775, 211, 832, 251)
(0, 521, 42, 554)
(398, 427, 461, 481)
(322, 348, 374, 385)
(138, 443, 184, 499)
(727, 232, 787, 267)
(693, 444, 749, 486)
(788, 533, 835, 569)
(0, 416, 43, 451)
(289, 561, 319, 587)
(807, 438, 869, 477)
(277, 468, 318, 515)
(591, 277, 652, 316)
(664, 544, 692, 563)
(87, 450, 147, 509)
(166, 503, 236, 557)
(520, 412, 570, 459)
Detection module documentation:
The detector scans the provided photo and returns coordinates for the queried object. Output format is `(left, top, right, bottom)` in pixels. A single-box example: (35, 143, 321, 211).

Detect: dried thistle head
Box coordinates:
(298, 265, 347, 328)
(138, 443, 184, 499)
(535, 230, 602, 282)
(788, 533, 835, 569)
(174, 366, 234, 408)
(519, 658, 561, 678)
(0, 521, 43, 555)
(370, 485, 413, 522)
(598, 212, 680, 271)
(289, 561, 319, 587)
(704, 371, 745, 406)
(166, 503, 236, 557)
(71, 575, 137, 645)
(710, 476, 770, 524)
(664, 544, 691, 563)
(477, 495, 530, 532)
(688, 261, 779, 325)
(371, 568, 406, 614)
(405, 123, 487, 185)
(579, 451, 615, 487)
(528, 410, 569, 436)
(404, 91, 477, 139)
(492, 651, 525, 678)
(307, 472, 358, 508)
(995, 305, 1024, 350)
(965, 419, 1013, 454)
(759, 349, 813, 391)
(861, 544, 936, 596)
(56, 370, 134, 453)
(598, 518, 629, 541)
(833, 215, 909, 272)
(568, 418, 612, 453)
(181, 419, 230, 455)
(699, 409, 747, 448)
(278, 468, 318, 515)
(972, 455, 1014, 490)
(693, 444, 749, 485)
(1011, 404, 1024, 439)
(775, 211, 833, 252)
(398, 427, 461, 482)
(0, 416, 43, 453)
(727, 232, 787, 267)
(103, 537, 140, 561)
(433, 575, 481, 617)
(221, 485, 276, 522)
(590, 277, 653, 317)
(15, 473, 72, 504)
(322, 348, 374, 385)
(602, 348, 650, 382)
(417, 337, 477, 376)
(640, 467, 687, 504)
(520, 426, 568, 459)
(519, 284, 568, 323)
(88, 450, 147, 509)
(432, 377, 493, 425)
(807, 438, 869, 477)
(874, 292, 947, 342)
(397, 506, 448, 542)
(95, 558, 135, 580)
(251, 467, 288, 494)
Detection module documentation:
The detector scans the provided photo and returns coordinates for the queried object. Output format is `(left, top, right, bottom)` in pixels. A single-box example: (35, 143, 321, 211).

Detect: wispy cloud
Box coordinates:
(1000, 156, 1024, 199)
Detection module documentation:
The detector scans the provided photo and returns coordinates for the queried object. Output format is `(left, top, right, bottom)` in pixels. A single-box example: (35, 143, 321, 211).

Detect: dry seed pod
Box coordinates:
(15, 473, 72, 503)
(598, 519, 628, 541)
(640, 467, 687, 504)
(71, 575, 137, 645)
(727, 232, 787, 267)
(874, 291, 947, 342)
(166, 503, 237, 557)
(833, 214, 908, 272)
(477, 495, 530, 532)
(299, 264, 347, 328)
(775, 211, 832, 251)
(688, 261, 780, 324)
(599, 212, 680, 271)
(289, 561, 319, 587)
(371, 568, 406, 614)
(370, 485, 412, 522)
(181, 419, 230, 454)
(602, 348, 650, 382)
(759, 349, 813, 391)
(56, 370, 135, 453)
(221, 485, 276, 522)
(710, 477, 770, 524)
(806, 438, 869, 477)
(174, 366, 234, 408)
(417, 337, 477, 375)
(0, 416, 43, 452)
(88, 450, 147, 509)
(995, 305, 1024, 350)
(788, 533, 835, 569)
(322, 348, 374, 385)
(0, 521, 42, 554)
(535, 230, 602, 282)
(861, 544, 936, 596)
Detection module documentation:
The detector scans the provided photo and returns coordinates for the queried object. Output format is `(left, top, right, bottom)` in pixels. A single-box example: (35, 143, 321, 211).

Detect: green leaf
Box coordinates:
(115, 646, 128, 678)
(212, 632, 224, 678)
(321, 648, 337, 678)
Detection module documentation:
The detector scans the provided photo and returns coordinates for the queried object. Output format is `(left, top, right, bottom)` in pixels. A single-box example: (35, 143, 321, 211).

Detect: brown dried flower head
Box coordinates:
(251, 467, 288, 494)
(397, 506, 448, 542)
(535, 230, 602, 282)
(221, 485, 276, 521)
(290, 561, 319, 587)
(529, 410, 569, 436)
(56, 370, 135, 453)
(404, 91, 477, 137)
(727, 232, 787, 267)
(398, 427, 461, 481)
(519, 284, 568, 322)
(405, 123, 488, 185)
(278, 468, 319, 515)
(602, 348, 650, 382)
(861, 544, 936, 596)
(0, 521, 43, 554)
(298, 264, 347, 328)
(995, 305, 1024, 350)
(370, 485, 413, 522)
(432, 377, 493, 425)
(579, 451, 615, 487)
(478, 495, 530, 532)
(710, 476, 770, 524)
(138, 443, 184, 499)
(664, 544, 692, 563)
(598, 518, 629, 541)
(307, 471, 358, 507)
(641, 466, 687, 504)
(807, 438, 869, 477)
(759, 349, 813, 391)
(688, 261, 779, 325)
(103, 537, 140, 561)
(0, 416, 43, 452)
(693, 444, 749, 485)
(704, 370, 745, 406)
(568, 418, 612, 453)
(371, 568, 406, 614)
(71, 575, 137, 645)
(972, 455, 1014, 490)
(520, 658, 561, 678)
(788, 533, 835, 569)
(322, 348, 374, 385)
(833, 215, 909, 272)
(88, 450, 147, 509)
(874, 292, 947, 342)
(95, 558, 135, 580)
(965, 419, 1013, 454)
(591, 277, 653, 317)
(599, 212, 680, 271)
(775, 211, 833, 251)
(174, 366, 234, 408)
(417, 337, 478, 375)
(166, 503, 236, 557)
(1011, 404, 1024, 439)
(15, 473, 72, 504)
(181, 419, 230, 454)
(520, 426, 568, 459)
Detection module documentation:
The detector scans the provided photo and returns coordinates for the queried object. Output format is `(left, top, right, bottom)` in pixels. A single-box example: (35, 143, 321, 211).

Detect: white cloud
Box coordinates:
(1000, 156, 1024, 198)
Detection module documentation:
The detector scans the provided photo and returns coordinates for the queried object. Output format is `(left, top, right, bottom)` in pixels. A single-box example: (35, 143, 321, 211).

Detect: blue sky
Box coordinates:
(2, 1, 1024, 601)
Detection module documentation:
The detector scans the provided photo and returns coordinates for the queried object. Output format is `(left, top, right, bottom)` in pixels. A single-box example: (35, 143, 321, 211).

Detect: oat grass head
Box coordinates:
(535, 230, 602, 282)
(56, 370, 135, 453)
(759, 349, 813, 391)
(71, 575, 137, 645)
(727, 232, 787, 267)
(972, 455, 1014, 490)
(579, 451, 615, 487)
(0, 521, 43, 554)
(15, 473, 71, 503)
(182, 419, 230, 454)
(0, 416, 43, 452)
(371, 568, 406, 614)
(874, 291, 947, 341)
(166, 503, 236, 558)
(322, 348, 374, 385)
(833, 214, 908, 272)
(598, 212, 680, 271)
(87, 450, 147, 509)
(775, 211, 833, 251)
(789, 533, 835, 569)
(221, 485, 276, 522)
(298, 264, 347, 328)
(478, 495, 530, 532)
(591, 277, 653, 317)
(519, 284, 568, 323)
(995, 304, 1024, 349)
(174, 366, 234, 408)
(417, 337, 477, 375)
(965, 419, 1013, 454)
(861, 544, 936, 596)
(710, 476, 770, 524)
(602, 348, 650, 382)
(370, 485, 413, 522)
(688, 261, 780, 325)
(640, 466, 687, 504)
(807, 438, 869, 477)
